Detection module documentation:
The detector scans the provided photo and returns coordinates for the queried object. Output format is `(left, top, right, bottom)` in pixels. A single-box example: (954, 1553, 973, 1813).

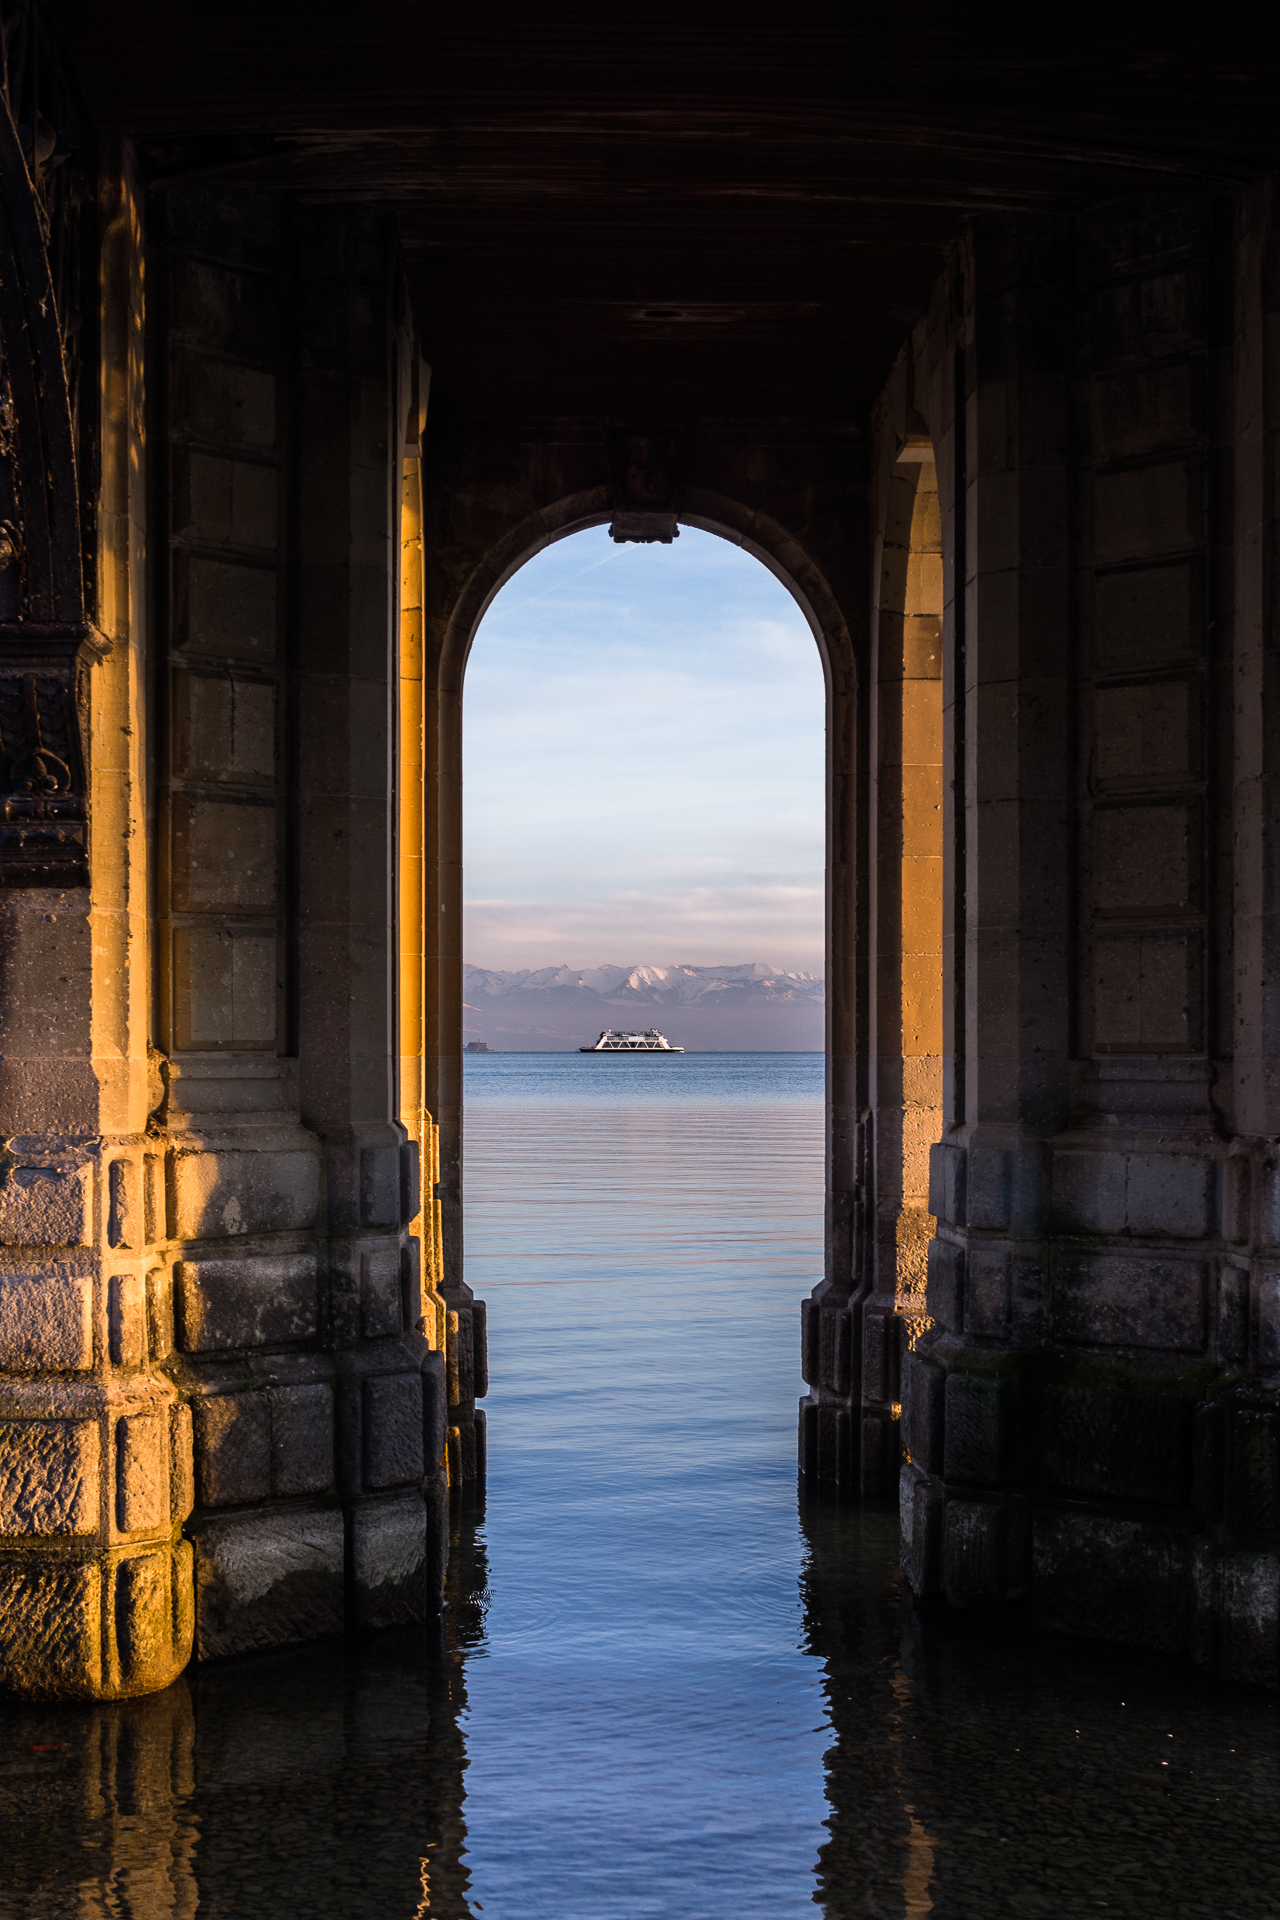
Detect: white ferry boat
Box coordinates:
(580, 1028, 685, 1053)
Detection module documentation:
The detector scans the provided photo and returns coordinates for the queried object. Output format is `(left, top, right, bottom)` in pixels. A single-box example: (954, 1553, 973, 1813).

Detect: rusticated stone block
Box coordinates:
(0, 1164, 90, 1247)
(1220, 1550, 1280, 1688)
(115, 1414, 168, 1534)
(966, 1148, 1011, 1230)
(1126, 1152, 1215, 1239)
(965, 1249, 1011, 1338)
(360, 1146, 400, 1228)
(108, 1271, 146, 1368)
(927, 1141, 965, 1224)
(943, 1499, 1006, 1602)
(268, 1384, 333, 1497)
(400, 1238, 422, 1331)
(360, 1248, 402, 1338)
(1053, 1254, 1207, 1351)
(902, 1347, 945, 1474)
(175, 1253, 318, 1351)
(169, 1143, 320, 1242)
(192, 1506, 344, 1659)
(1041, 1382, 1193, 1507)
(147, 1265, 175, 1361)
(925, 1239, 962, 1331)
(363, 1373, 424, 1489)
(1052, 1150, 1125, 1235)
(819, 1304, 852, 1395)
(1093, 928, 1200, 1050)
(0, 1420, 99, 1535)
(1228, 1405, 1280, 1531)
(1255, 1269, 1280, 1368)
(0, 1558, 99, 1697)
(350, 1494, 429, 1628)
(193, 1393, 271, 1505)
(170, 1403, 195, 1523)
(400, 1139, 421, 1225)
(1218, 1265, 1248, 1363)
(1257, 1162, 1280, 1249)
(174, 668, 276, 782)
(107, 1158, 139, 1250)
(900, 1461, 942, 1597)
(422, 1351, 447, 1475)
(1090, 361, 1200, 461)
(860, 1305, 895, 1403)
(180, 523, 276, 662)
(0, 1269, 92, 1371)
(944, 1373, 1006, 1487)
(114, 1548, 180, 1691)
(1033, 1510, 1191, 1652)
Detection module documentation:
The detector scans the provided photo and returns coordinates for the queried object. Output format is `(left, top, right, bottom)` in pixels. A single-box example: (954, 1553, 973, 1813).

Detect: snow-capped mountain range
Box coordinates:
(462, 962, 823, 1051)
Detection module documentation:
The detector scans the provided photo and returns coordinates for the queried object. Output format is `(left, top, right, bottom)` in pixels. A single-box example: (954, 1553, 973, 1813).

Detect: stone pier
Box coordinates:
(0, 1, 1277, 1693)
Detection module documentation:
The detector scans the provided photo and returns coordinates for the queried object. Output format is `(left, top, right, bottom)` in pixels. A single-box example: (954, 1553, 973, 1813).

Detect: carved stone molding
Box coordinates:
(0, 82, 91, 887)
(605, 423, 687, 544)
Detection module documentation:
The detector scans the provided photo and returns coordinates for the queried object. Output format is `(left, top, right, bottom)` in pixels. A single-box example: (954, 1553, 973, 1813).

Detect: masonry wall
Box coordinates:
(831, 184, 1280, 1685)
(0, 173, 482, 1698)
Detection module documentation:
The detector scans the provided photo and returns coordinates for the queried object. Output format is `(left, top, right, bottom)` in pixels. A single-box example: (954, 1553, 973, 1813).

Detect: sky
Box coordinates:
(463, 525, 825, 973)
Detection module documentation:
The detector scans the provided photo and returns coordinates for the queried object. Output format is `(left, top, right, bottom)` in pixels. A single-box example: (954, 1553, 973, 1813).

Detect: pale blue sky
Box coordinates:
(463, 525, 825, 972)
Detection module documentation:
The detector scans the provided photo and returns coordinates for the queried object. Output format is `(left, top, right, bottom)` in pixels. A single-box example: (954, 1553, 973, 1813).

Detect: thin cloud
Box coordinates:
(465, 526, 824, 974)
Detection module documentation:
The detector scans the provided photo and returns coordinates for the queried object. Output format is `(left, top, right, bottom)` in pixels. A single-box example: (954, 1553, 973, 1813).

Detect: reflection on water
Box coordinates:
(2, 1054, 1279, 1916)
(0, 1598, 478, 1919)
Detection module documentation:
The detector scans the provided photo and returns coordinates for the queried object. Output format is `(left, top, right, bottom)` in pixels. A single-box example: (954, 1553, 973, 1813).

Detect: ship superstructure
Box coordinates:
(580, 1028, 685, 1053)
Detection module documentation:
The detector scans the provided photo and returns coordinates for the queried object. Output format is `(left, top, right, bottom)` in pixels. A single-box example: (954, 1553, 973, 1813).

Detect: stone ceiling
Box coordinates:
(47, 3, 1280, 419)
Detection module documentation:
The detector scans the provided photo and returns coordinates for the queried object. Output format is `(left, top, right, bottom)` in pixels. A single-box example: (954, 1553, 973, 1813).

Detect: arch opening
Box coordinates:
(406, 449, 868, 1494)
(460, 521, 826, 1046)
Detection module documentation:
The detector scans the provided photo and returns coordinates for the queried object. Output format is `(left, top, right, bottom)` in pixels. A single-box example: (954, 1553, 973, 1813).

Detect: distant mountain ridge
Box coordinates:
(462, 962, 824, 1051)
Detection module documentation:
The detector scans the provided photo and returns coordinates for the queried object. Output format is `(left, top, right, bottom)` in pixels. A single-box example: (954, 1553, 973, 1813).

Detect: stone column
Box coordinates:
(0, 151, 194, 1699)
(901, 195, 1280, 1678)
(904, 214, 1076, 1606)
(859, 413, 944, 1502)
(294, 204, 450, 1622)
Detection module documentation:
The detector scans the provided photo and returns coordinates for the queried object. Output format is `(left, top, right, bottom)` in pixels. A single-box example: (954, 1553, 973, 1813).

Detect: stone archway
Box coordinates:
(414, 424, 870, 1457)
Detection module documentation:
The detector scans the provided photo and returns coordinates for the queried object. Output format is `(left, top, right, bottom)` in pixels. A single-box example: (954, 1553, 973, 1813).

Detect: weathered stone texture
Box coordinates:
(192, 1507, 345, 1660)
(0, 1163, 90, 1247)
(116, 1415, 168, 1534)
(0, 1271, 93, 1371)
(175, 1253, 319, 1351)
(0, 1561, 99, 1697)
(168, 1146, 321, 1242)
(0, 1419, 99, 1534)
(350, 1494, 429, 1628)
(362, 1372, 425, 1489)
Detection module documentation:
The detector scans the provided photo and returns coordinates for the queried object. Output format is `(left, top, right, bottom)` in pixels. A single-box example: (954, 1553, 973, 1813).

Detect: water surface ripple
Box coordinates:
(1, 1053, 1278, 1917)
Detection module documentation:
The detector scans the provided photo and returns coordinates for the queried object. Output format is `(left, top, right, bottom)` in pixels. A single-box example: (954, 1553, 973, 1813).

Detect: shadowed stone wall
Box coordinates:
(0, 167, 481, 1698)
(3, 40, 1280, 1700)
(800, 187, 1280, 1687)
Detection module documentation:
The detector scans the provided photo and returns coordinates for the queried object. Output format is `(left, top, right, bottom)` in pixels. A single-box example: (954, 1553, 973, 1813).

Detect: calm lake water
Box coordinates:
(2, 1051, 1280, 1917)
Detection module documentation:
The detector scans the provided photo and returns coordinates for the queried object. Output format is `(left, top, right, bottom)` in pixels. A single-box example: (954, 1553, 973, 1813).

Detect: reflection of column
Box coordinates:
(0, 1680, 200, 1913)
(798, 1495, 922, 1919)
(0, 139, 194, 1702)
(861, 425, 945, 1501)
